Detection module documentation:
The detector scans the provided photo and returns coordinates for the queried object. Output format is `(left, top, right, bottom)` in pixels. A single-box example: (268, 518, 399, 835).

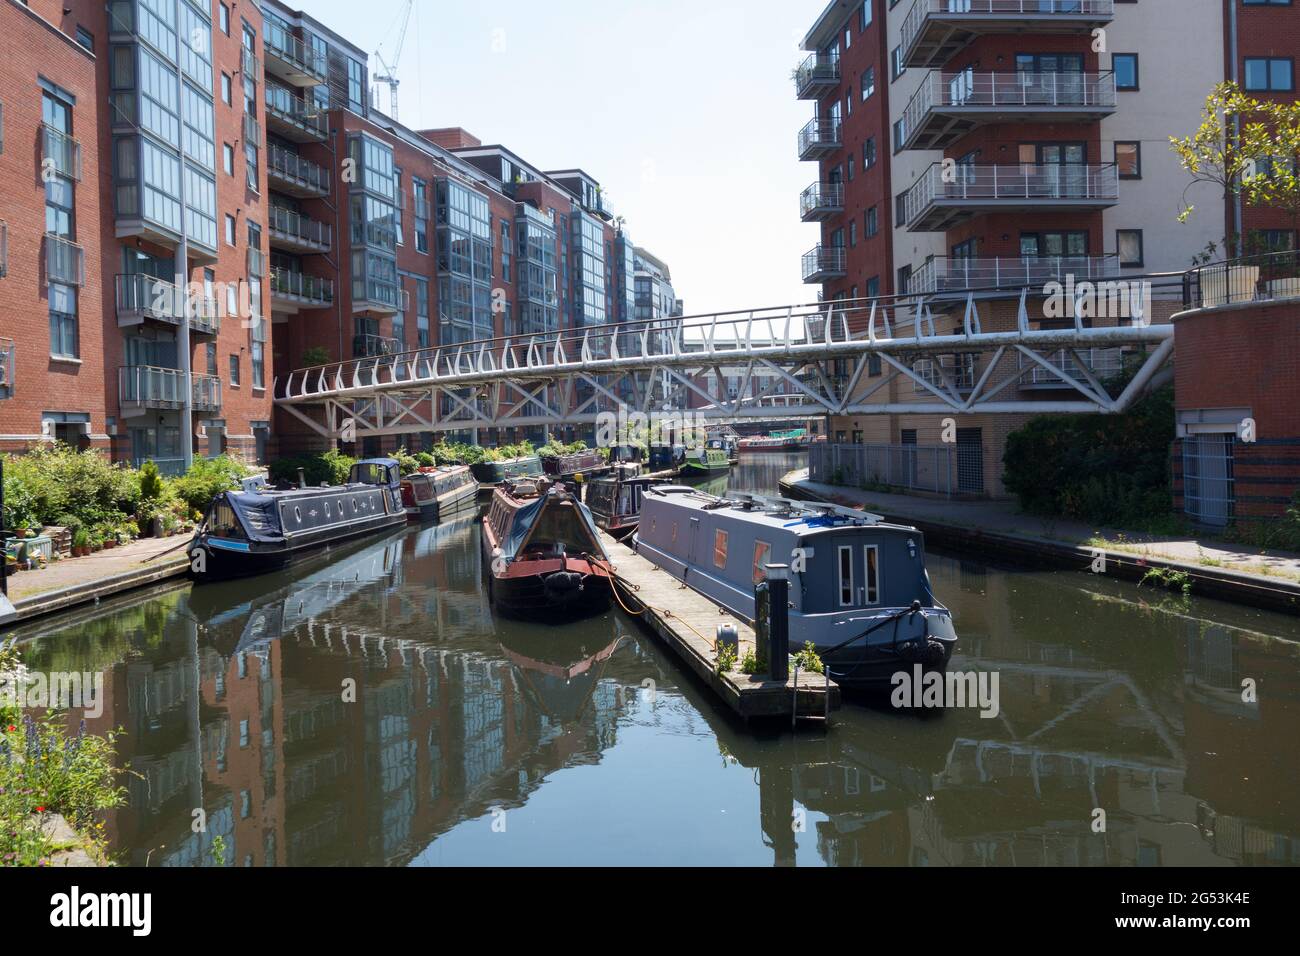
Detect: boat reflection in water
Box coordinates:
(8, 478, 1300, 866)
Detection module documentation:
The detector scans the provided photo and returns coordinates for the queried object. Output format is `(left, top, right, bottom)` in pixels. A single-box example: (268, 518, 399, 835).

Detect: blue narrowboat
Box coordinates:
(189, 458, 408, 581)
(633, 487, 956, 689)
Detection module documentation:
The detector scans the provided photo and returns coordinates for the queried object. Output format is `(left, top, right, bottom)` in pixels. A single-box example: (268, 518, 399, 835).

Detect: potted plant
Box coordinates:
(89, 532, 104, 553)
(72, 528, 90, 557)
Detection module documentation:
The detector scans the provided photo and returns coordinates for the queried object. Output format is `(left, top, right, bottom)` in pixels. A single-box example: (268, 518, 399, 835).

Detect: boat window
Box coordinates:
(713, 529, 728, 569)
(208, 500, 243, 538)
(864, 545, 879, 605)
(838, 546, 853, 607)
(294, 506, 303, 523)
(352, 498, 358, 512)
(324, 501, 331, 518)
(752, 540, 771, 585)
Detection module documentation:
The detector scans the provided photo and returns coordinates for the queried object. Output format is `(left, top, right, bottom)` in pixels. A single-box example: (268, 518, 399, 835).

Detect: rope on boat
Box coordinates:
(587, 556, 718, 647)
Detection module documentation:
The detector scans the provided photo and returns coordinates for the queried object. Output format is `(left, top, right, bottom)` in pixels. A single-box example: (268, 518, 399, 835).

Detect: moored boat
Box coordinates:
(189, 458, 408, 582)
(541, 448, 607, 478)
(738, 429, 810, 453)
(481, 478, 612, 618)
(585, 473, 660, 540)
(632, 487, 956, 689)
(401, 465, 477, 522)
(679, 445, 730, 476)
(469, 455, 543, 484)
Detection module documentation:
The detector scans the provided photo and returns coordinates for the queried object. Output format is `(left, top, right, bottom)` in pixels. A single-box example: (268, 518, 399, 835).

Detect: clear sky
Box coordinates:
(297, 0, 825, 317)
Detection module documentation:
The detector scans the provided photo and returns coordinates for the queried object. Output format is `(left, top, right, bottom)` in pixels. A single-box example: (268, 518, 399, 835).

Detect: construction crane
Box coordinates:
(372, 0, 415, 120)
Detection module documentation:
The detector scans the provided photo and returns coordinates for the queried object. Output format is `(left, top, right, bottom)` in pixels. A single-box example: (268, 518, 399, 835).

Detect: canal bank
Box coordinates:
(780, 468, 1300, 614)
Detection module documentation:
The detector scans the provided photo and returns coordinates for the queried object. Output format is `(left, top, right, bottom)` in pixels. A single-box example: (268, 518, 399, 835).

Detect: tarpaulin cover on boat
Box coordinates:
(498, 491, 607, 561)
(224, 491, 285, 543)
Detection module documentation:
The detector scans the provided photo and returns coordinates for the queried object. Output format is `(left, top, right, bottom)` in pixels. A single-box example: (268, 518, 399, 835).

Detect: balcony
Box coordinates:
(115, 274, 221, 335)
(902, 163, 1119, 231)
(900, 0, 1115, 70)
(899, 71, 1116, 151)
(1018, 347, 1125, 389)
(270, 267, 333, 310)
(40, 124, 81, 181)
(264, 83, 327, 143)
(352, 282, 407, 316)
(802, 245, 847, 283)
(800, 182, 845, 222)
(44, 234, 84, 286)
(906, 254, 1120, 295)
(794, 51, 841, 99)
(264, 29, 327, 88)
(241, 46, 259, 84)
(119, 366, 222, 414)
(269, 205, 332, 254)
(798, 116, 842, 161)
(0, 338, 13, 401)
(353, 334, 404, 359)
(243, 111, 261, 148)
(267, 144, 331, 198)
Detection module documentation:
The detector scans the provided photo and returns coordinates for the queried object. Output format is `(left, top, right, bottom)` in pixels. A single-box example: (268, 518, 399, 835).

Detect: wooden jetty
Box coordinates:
(597, 529, 840, 723)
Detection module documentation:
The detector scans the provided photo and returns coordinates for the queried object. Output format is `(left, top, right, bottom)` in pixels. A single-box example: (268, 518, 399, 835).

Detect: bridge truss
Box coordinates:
(273, 286, 1176, 441)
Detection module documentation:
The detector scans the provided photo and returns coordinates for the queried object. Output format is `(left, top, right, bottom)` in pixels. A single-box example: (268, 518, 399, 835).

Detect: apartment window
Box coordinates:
(895, 192, 907, 222)
(892, 119, 906, 153)
(1113, 54, 1139, 90)
(1245, 57, 1293, 92)
(49, 283, 78, 359)
(860, 0, 873, 30)
(849, 221, 857, 247)
(229, 354, 240, 387)
(861, 66, 875, 101)
(1253, 229, 1296, 251)
(847, 154, 855, 180)
(223, 143, 234, 175)
(953, 238, 979, 259)
(75, 27, 93, 52)
(866, 276, 879, 299)
(219, 2, 230, 35)
(891, 46, 904, 81)
(1117, 229, 1144, 267)
(221, 73, 232, 105)
(1115, 141, 1141, 178)
(863, 136, 876, 169)
(866, 206, 878, 237)
(225, 214, 236, 245)
(898, 264, 912, 294)
(205, 342, 217, 376)
(1021, 231, 1087, 257)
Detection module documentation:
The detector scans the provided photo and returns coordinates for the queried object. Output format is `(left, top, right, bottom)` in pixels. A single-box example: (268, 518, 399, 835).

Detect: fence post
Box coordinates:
(765, 564, 790, 682)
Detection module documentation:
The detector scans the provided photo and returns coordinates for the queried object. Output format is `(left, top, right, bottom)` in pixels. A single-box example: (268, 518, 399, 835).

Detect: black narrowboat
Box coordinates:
(585, 473, 659, 540)
(481, 478, 612, 618)
(541, 448, 606, 478)
(189, 458, 407, 581)
(469, 455, 544, 484)
(400, 465, 477, 522)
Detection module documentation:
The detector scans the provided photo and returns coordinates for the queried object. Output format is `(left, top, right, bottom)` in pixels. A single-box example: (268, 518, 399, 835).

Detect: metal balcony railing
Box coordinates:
(0, 338, 13, 401)
(900, 70, 1116, 150)
(267, 144, 330, 196)
(115, 274, 221, 334)
(264, 27, 327, 84)
(270, 267, 334, 305)
(900, 0, 1115, 69)
(794, 51, 841, 99)
(907, 254, 1120, 295)
(799, 182, 845, 221)
(269, 205, 332, 250)
(247, 246, 265, 278)
(1185, 249, 1300, 309)
(797, 116, 842, 160)
(352, 334, 404, 359)
(243, 111, 261, 148)
(40, 124, 82, 181)
(802, 245, 847, 283)
(241, 46, 259, 82)
(119, 366, 222, 412)
(265, 83, 327, 140)
(1018, 347, 1125, 387)
(902, 162, 1119, 229)
(44, 234, 84, 286)
(913, 352, 977, 392)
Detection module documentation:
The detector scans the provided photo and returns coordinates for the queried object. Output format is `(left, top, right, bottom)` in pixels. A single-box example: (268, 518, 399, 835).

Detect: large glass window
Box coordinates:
(49, 283, 78, 359)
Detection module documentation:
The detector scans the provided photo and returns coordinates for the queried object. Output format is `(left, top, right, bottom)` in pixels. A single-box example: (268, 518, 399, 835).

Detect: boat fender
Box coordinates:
(716, 623, 738, 654)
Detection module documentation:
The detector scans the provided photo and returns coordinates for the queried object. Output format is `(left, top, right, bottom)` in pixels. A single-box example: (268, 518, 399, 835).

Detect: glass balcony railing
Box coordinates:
(802, 245, 847, 283)
(900, 70, 1116, 150)
(902, 162, 1119, 230)
(900, 0, 1115, 69)
(269, 205, 332, 251)
(119, 366, 222, 412)
(270, 267, 334, 306)
(267, 144, 331, 196)
(44, 234, 84, 286)
(41, 124, 82, 181)
(241, 46, 259, 82)
(0, 338, 14, 401)
(115, 274, 221, 334)
(907, 254, 1121, 295)
(1018, 347, 1126, 388)
(799, 182, 845, 221)
(352, 334, 404, 359)
(264, 28, 327, 86)
(794, 51, 841, 99)
(264, 83, 327, 141)
(797, 116, 842, 160)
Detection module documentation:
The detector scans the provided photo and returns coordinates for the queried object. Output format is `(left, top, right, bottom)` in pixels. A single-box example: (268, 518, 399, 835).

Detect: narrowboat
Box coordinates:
(585, 473, 660, 540)
(632, 487, 956, 689)
(481, 478, 612, 618)
(679, 445, 730, 476)
(401, 465, 477, 522)
(541, 448, 607, 478)
(706, 435, 740, 465)
(739, 429, 810, 453)
(188, 458, 408, 581)
(647, 444, 683, 473)
(469, 455, 544, 484)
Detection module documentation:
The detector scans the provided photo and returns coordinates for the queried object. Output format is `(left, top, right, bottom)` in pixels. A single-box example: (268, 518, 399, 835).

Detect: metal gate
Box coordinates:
(1183, 434, 1234, 526)
(955, 428, 984, 494)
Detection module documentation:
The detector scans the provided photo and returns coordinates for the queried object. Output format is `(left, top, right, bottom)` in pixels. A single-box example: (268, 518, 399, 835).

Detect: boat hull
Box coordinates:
(191, 511, 406, 582)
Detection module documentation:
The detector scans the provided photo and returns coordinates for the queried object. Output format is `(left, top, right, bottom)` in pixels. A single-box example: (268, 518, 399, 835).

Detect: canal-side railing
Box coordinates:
(810, 442, 955, 498)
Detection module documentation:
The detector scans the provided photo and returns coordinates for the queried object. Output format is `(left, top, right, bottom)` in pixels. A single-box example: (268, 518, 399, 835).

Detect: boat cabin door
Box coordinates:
(687, 516, 701, 563)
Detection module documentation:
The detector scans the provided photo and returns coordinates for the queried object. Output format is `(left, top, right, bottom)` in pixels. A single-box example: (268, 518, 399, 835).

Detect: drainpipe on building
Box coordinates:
(174, 0, 193, 472)
(1229, 0, 1243, 256)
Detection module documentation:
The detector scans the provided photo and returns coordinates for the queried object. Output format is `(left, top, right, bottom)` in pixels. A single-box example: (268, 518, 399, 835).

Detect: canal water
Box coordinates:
(10, 453, 1300, 866)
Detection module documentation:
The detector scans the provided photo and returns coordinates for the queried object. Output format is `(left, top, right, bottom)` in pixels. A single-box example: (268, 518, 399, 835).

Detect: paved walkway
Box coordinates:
(4, 535, 190, 605)
(782, 469, 1300, 585)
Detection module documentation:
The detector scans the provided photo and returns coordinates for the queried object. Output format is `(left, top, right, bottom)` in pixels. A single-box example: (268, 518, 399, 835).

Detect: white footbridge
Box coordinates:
(273, 287, 1176, 441)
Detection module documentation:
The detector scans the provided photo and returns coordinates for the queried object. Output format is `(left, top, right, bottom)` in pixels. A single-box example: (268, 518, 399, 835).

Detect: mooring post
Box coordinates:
(766, 563, 789, 682)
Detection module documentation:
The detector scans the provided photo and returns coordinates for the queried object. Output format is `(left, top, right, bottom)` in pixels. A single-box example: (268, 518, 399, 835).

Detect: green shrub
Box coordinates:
(2, 445, 141, 532)
(1002, 385, 1175, 529)
(269, 449, 356, 487)
(413, 452, 436, 468)
(138, 460, 165, 502)
(537, 439, 588, 459)
(169, 455, 249, 514)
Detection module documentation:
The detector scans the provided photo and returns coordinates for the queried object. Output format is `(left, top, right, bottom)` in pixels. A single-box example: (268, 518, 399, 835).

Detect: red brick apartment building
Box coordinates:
(795, 0, 1297, 498)
(0, 0, 681, 468)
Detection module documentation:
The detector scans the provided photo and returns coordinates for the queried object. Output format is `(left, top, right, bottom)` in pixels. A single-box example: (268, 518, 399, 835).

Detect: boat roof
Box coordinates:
(353, 458, 399, 468)
(643, 486, 921, 538)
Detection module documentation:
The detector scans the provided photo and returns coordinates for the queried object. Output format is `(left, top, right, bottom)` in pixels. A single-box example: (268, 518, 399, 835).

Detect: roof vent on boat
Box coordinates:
(802, 502, 884, 524)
